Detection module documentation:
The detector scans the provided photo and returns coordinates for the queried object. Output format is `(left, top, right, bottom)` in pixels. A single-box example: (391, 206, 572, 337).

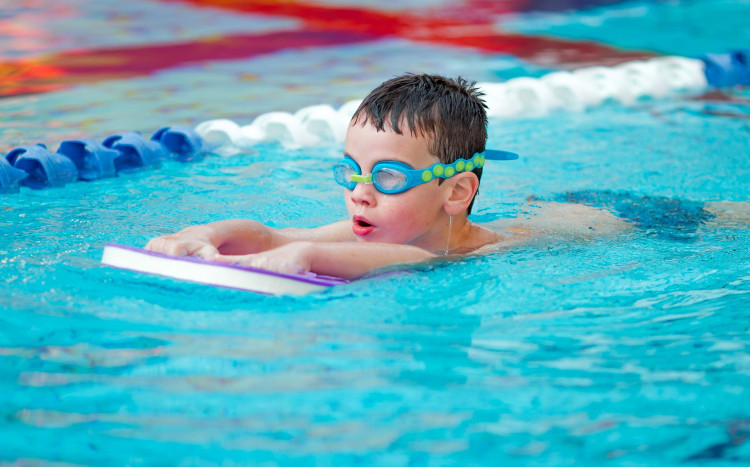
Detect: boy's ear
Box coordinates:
(443, 172, 479, 216)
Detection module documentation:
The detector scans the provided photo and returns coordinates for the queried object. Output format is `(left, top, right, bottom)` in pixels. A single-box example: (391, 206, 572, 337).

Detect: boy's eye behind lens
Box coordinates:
(374, 169, 406, 191)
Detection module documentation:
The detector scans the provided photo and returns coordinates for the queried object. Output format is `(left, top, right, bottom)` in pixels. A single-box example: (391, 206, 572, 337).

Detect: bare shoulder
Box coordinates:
(484, 200, 635, 241)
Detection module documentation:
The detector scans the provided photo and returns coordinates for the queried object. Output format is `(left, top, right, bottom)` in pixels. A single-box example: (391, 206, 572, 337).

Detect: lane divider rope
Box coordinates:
(2, 52, 748, 194)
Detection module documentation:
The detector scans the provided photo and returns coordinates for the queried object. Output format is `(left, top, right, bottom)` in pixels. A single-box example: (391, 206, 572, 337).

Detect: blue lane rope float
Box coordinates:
(700, 50, 750, 88)
(151, 125, 209, 162)
(1, 126, 206, 193)
(2, 53, 748, 194)
(103, 131, 168, 172)
(0, 156, 29, 194)
(6, 144, 79, 189)
(57, 139, 119, 180)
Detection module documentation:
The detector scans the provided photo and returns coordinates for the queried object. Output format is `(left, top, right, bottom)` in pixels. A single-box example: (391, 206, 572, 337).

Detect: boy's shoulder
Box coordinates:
(486, 200, 634, 240)
(458, 223, 502, 254)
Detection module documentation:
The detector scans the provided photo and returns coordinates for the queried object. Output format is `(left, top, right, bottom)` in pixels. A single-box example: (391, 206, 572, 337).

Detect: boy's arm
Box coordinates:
(145, 219, 354, 258)
(213, 241, 436, 280)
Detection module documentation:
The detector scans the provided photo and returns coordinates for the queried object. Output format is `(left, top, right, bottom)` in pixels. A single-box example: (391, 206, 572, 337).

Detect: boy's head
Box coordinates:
(350, 73, 488, 213)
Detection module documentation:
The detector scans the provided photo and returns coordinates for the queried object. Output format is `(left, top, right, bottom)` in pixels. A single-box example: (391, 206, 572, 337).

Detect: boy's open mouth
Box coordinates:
(355, 219, 372, 228)
(352, 216, 375, 236)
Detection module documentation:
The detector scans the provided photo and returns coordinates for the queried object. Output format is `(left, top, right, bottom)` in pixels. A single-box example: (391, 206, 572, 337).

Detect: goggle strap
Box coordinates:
(421, 150, 519, 181)
(421, 155, 485, 182)
(484, 149, 520, 161)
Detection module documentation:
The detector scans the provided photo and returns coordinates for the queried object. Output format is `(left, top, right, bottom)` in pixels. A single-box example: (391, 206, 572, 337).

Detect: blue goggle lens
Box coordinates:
(334, 159, 412, 194)
(333, 161, 357, 190)
(372, 167, 408, 193)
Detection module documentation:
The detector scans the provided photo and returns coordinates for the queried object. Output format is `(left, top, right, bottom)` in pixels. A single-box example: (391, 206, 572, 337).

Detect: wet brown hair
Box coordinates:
(352, 73, 488, 213)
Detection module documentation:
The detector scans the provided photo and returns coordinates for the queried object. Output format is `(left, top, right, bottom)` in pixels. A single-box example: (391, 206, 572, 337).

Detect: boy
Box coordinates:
(146, 73, 630, 279)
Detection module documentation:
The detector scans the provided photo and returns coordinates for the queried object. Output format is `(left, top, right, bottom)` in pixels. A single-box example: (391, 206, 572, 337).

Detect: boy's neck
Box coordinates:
(415, 213, 474, 255)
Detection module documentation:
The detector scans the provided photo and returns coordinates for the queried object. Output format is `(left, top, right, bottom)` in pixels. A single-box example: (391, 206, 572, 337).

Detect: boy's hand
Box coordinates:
(212, 242, 313, 275)
(145, 225, 220, 259)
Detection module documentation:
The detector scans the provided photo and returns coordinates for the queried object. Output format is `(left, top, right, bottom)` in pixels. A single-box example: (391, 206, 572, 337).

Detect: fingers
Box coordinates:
(145, 236, 218, 259)
(145, 236, 188, 256)
(194, 244, 220, 260)
(213, 254, 262, 268)
(213, 253, 307, 275)
(211, 254, 244, 264)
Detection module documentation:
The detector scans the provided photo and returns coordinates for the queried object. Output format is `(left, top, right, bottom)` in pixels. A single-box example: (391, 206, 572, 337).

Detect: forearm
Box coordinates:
(208, 219, 354, 254)
(201, 219, 275, 254)
(148, 218, 355, 259)
(306, 241, 435, 279)
(145, 219, 275, 257)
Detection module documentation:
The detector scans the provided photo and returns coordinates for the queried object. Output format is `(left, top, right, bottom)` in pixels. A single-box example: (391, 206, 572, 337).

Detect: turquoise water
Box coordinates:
(2, 0, 750, 465)
(499, 0, 750, 57)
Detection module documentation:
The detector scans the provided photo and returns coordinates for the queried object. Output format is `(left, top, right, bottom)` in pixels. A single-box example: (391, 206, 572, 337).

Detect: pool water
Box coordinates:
(2, 0, 750, 465)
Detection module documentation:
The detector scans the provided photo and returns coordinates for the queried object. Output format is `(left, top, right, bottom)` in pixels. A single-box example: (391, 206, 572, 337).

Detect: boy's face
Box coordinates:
(342, 120, 451, 249)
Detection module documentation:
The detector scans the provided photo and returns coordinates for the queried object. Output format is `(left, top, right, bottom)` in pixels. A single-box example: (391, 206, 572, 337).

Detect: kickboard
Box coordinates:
(101, 243, 347, 295)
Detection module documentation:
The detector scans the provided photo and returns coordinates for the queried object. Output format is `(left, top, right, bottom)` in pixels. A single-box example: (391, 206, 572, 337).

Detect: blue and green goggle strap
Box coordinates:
(334, 149, 519, 194)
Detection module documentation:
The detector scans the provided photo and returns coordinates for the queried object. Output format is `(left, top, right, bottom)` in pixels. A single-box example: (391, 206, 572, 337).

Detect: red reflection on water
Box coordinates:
(0, 0, 653, 97)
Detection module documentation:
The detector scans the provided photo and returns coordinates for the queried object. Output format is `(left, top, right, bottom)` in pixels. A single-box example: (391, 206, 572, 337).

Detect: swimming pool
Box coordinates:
(2, 0, 749, 464)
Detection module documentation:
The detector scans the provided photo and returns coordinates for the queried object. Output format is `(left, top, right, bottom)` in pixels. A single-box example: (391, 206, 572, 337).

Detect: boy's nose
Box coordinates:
(350, 182, 377, 207)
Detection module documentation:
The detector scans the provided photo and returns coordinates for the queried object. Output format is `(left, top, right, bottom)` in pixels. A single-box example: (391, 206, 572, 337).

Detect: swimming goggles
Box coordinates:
(333, 149, 519, 194)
